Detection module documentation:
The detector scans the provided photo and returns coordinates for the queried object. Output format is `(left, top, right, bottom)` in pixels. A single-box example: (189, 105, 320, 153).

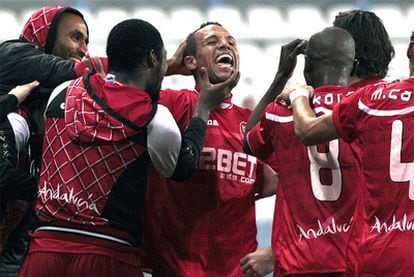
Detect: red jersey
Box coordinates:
(247, 85, 362, 275)
(332, 77, 414, 276)
(143, 88, 258, 276)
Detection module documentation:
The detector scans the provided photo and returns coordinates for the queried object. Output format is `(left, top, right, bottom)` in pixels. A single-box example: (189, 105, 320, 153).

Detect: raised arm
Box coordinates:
(278, 86, 339, 145)
(245, 39, 307, 134)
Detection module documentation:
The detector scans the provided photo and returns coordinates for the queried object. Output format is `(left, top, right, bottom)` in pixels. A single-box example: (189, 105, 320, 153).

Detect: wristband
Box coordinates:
(289, 87, 310, 103)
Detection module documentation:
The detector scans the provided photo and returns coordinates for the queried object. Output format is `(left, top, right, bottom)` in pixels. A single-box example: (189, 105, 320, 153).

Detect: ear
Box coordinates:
(184, 55, 197, 71)
(350, 59, 359, 77)
(146, 49, 157, 69)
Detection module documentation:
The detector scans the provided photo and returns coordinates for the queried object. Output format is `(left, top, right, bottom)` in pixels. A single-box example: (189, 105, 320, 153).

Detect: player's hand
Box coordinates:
(84, 53, 107, 77)
(240, 247, 274, 277)
(276, 84, 314, 106)
(9, 80, 40, 104)
(276, 39, 307, 79)
(166, 40, 192, 76)
(198, 66, 240, 111)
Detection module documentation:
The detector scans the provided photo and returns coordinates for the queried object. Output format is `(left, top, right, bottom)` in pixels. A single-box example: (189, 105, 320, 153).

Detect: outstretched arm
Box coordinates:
(243, 39, 307, 154)
(245, 39, 307, 134)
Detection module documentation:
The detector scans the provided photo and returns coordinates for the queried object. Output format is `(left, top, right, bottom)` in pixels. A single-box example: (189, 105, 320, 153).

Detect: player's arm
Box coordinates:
(254, 160, 278, 200)
(240, 247, 274, 277)
(279, 86, 339, 145)
(245, 39, 307, 134)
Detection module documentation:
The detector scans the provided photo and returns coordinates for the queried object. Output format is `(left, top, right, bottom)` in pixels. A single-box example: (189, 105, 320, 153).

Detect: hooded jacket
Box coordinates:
(36, 73, 207, 246)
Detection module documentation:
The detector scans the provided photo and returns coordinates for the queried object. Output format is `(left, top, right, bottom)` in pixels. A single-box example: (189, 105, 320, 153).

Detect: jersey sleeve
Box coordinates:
(147, 104, 207, 181)
(332, 89, 364, 143)
(245, 104, 275, 160)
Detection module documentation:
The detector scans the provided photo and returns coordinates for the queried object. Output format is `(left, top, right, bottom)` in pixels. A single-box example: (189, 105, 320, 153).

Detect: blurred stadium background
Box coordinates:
(1, 0, 412, 273)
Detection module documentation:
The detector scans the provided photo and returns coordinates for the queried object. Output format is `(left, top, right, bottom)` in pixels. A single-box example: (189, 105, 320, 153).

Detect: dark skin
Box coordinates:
(240, 27, 356, 277)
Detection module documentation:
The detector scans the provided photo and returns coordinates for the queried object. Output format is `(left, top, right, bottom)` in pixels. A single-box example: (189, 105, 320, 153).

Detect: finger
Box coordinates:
(92, 57, 105, 76)
(26, 80, 40, 88)
(199, 67, 208, 86)
(241, 262, 252, 273)
(292, 39, 307, 56)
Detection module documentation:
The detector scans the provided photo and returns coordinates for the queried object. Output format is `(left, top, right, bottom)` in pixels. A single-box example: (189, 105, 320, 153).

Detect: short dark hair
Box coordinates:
(333, 9, 394, 79)
(107, 19, 164, 73)
(184, 21, 222, 57)
(410, 30, 414, 44)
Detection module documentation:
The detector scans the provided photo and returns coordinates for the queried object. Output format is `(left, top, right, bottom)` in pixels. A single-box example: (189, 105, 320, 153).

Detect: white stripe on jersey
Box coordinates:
(265, 112, 292, 123)
(358, 99, 414, 116)
(265, 107, 332, 123)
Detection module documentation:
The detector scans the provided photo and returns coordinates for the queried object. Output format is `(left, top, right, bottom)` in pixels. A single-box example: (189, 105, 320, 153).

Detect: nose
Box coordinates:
(78, 40, 88, 57)
(218, 38, 231, 50)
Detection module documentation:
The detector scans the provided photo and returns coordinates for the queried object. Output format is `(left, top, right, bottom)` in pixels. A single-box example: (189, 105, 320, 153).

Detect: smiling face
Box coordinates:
(51, 12, 88, 62)
(192, 24, 238, 84)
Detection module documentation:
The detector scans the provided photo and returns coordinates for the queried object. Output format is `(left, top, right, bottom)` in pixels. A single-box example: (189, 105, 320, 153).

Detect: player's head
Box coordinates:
(107, 19, 167, 101)
(304, 27, 356, 88)
(333, 9, 394, 80)
(407, 30, 414, 76)
(184, 22, 239, 85)
(20, 6, 89, 61)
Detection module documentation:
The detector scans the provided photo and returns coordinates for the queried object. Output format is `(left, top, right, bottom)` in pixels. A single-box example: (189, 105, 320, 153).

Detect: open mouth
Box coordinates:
(215, 54, 234, 67)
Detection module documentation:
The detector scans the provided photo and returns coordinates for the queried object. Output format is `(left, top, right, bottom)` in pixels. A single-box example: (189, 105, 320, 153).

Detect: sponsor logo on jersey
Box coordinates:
(199, 147, 257, 184)
(38, 181, 101, 215)
(207, 119, 219, 126)
(296, 217, 353, 241)
(371, 214, 414, 233)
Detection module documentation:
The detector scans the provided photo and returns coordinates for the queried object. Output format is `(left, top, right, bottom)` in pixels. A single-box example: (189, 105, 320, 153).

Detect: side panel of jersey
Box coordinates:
(333, 78, 414, 276)
(143, 89, 258, 276)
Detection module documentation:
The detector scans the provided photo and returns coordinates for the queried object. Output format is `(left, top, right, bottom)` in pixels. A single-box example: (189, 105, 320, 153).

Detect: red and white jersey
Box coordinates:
(333, 77, 414, 276)
(143, 88, 258, 277)
(247, 85, 362, 275)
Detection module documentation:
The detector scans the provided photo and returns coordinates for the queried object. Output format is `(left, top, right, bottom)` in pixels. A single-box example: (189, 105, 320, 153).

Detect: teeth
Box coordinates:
(216, 54, 233, 64)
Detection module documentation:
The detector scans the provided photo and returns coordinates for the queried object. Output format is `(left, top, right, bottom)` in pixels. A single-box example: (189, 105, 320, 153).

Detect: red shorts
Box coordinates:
(19, 230, 144, 277)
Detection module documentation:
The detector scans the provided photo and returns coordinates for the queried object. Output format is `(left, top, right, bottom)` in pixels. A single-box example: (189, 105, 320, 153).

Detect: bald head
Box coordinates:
(306, 27, 355, 66)
(304, 27, 356, 87)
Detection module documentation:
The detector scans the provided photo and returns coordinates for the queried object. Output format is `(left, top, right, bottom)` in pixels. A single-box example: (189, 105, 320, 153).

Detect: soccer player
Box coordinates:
(243, 27, 363, 276)
(333, 9, 394, 86)
(19, 19, 236, 277)
(278, 35, 414, 277)
(141, 22, 277, 276)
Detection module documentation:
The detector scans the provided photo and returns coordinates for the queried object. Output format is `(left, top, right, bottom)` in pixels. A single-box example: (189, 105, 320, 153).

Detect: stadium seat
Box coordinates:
(0, 9, 21, 41)
(93, 7, 130, 42)
(234, 43, 266, 105)
(387, 42, 409, 81)
(370, 5, 409, 39)
(246, 5, 288, 40)
(132, 7, 171, 40)
(326, 4, 357, 24)
(206, 5, 250, 40)
(286, 5, 328, 39)
(169, 7, 205, 41)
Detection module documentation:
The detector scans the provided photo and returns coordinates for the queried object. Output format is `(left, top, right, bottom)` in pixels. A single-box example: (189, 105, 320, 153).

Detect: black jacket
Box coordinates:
(0, 39, 77, 276)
